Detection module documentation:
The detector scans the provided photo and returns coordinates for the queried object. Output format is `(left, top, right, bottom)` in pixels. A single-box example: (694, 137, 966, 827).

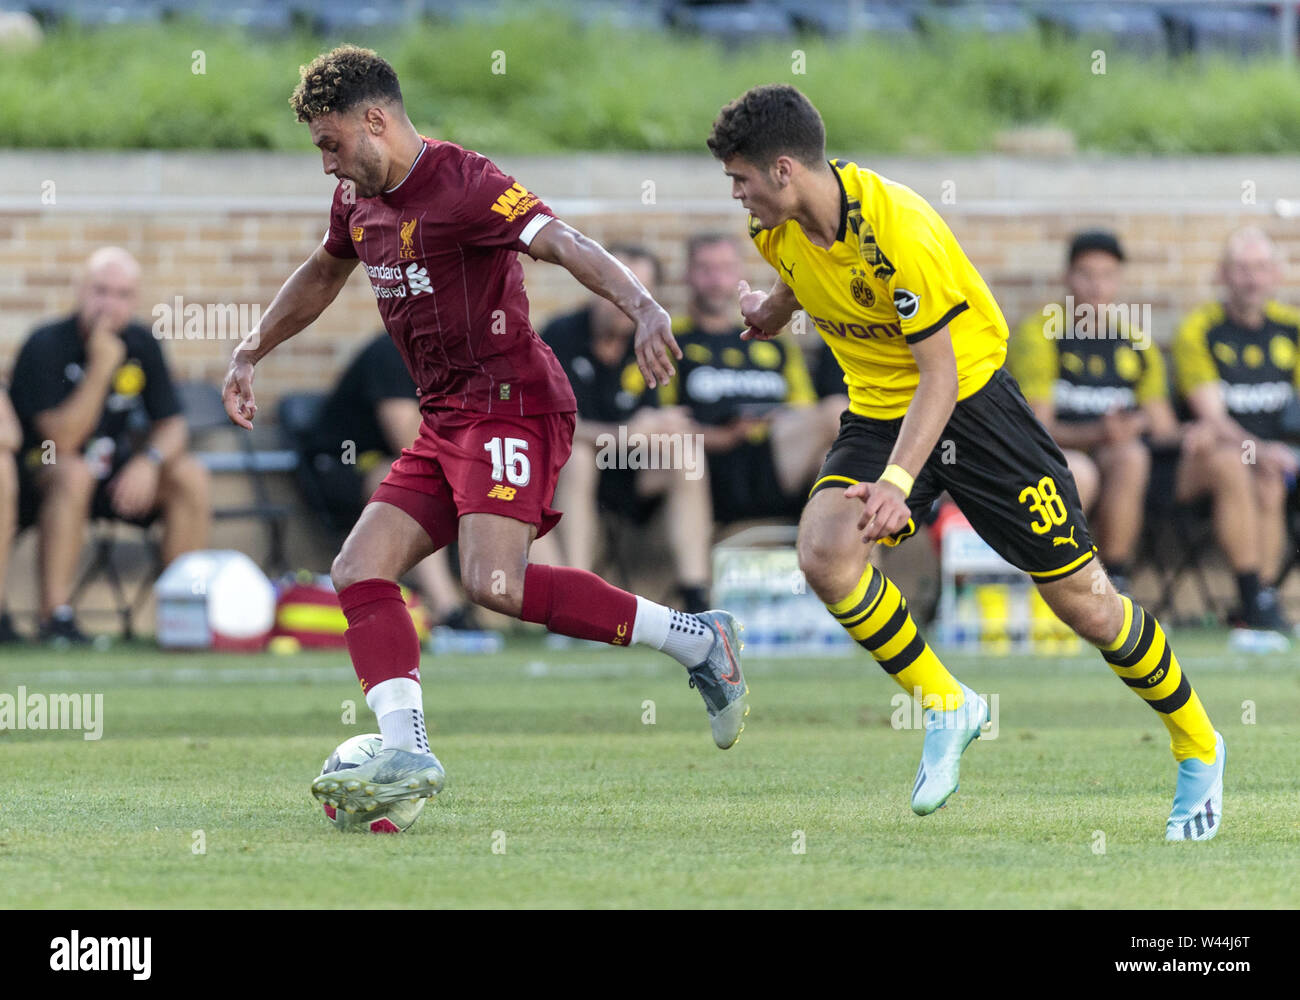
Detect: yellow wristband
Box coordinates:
(878, 464, 914, 499)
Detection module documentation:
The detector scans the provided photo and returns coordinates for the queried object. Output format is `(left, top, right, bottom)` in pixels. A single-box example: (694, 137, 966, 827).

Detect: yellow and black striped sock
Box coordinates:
(1100, 595, 1217, 765)
(826, 564, 964, 711)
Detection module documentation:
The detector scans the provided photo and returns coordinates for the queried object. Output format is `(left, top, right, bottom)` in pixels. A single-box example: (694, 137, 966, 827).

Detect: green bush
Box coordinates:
(3, 12, 1298, 153)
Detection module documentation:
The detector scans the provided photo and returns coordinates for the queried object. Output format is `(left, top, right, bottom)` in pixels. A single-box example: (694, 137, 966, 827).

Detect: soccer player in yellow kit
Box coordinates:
(707, 84, 1223, 840)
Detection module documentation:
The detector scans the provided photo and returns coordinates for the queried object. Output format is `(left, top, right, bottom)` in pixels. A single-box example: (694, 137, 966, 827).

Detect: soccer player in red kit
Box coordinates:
(221, 46, 747, 817)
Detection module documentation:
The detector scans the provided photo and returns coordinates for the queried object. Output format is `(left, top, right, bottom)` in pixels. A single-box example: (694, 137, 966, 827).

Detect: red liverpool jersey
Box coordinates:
(322, 138, 577, 416)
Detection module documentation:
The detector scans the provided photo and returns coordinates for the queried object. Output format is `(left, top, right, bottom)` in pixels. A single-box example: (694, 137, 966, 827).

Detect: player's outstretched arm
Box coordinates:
(528, 219, 679, 389)
(847, 326, 959, 542)
(738, 278, 799, 340)
(222, 246, 358, 429)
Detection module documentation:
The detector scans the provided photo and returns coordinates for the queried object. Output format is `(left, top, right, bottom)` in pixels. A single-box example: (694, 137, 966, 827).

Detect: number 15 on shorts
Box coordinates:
(484, 436, 531, 495)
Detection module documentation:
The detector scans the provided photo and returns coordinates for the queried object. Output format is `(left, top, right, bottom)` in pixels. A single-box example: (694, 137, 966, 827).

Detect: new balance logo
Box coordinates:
(487, 484, 516, 500)
(406, 262, 431, 295)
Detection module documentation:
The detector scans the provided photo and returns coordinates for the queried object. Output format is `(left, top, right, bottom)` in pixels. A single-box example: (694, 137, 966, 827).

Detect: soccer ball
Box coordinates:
(319, 733, 426, 834)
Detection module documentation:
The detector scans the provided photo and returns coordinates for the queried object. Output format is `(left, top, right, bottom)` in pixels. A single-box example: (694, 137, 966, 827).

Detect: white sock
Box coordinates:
(366, 677, 429, 753)
(631, 596, 715, 667)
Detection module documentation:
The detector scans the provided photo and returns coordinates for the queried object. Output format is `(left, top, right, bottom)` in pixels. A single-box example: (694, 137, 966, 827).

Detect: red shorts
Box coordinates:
(370, 408, 576, 550)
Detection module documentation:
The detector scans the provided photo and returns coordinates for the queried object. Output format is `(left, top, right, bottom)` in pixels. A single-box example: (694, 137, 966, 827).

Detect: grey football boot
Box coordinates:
(687, 611, 749, 749)
(312, 747, 445, 816)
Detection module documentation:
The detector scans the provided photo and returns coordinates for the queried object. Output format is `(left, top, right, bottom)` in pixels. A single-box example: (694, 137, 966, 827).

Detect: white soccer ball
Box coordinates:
(319, 734, 426, 834)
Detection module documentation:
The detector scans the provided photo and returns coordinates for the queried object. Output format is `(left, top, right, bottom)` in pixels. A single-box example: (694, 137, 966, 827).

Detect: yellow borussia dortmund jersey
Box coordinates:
(1009, 307, 1166, 421)
(1173, 299, 1300, 441)
(750, 159, 1008, 419)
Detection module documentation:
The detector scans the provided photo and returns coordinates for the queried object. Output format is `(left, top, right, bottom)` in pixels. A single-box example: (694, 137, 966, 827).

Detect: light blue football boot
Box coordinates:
(911, 682, 989, 815)
(1166, 731, 1225, 841)
(687, 611, 749, 749)
(312, 747, 445, 817)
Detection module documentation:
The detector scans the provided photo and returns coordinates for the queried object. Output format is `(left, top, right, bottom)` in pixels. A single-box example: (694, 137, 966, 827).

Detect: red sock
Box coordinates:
(338, 579, 422, 691)
(520, 564, 638, 645)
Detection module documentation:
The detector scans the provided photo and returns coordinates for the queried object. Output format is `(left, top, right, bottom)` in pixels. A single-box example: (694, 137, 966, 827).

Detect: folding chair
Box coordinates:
(66, 519, 162, 640)
(178, 380, 297, 575)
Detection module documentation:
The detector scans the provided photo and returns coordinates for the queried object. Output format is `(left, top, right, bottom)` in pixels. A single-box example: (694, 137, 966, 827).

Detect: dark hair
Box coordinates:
(686, 232, 739, 265)
(707, 84, 826, 167)
(1068, 229, 1125, 267)
(290, 45, 403, 123)
(609, 243, 663, 287)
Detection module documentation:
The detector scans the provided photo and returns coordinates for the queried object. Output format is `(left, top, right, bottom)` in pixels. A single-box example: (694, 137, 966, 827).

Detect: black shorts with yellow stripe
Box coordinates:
(810, 367, 1097, 582)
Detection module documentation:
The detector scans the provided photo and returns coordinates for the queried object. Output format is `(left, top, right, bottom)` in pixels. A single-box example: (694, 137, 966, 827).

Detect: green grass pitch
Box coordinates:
(0, 632, 1296, 909)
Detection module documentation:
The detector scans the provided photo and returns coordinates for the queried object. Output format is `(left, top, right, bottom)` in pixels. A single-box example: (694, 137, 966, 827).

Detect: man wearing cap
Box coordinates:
(1009, 230, 1178, 595)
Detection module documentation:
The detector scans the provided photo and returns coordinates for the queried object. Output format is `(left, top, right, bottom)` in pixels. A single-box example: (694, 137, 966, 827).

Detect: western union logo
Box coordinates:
(487, 484, 517, 500)
(490, 182, 539, 222)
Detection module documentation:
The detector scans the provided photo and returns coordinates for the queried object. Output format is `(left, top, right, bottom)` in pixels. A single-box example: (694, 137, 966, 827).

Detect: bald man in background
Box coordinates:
(1173, 227, 1300, 648)
(8, 247, 211, 644)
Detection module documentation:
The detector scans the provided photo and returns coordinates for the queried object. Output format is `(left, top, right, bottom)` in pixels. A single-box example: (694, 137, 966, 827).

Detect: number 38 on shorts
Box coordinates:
(1018, 475, 1069, 535)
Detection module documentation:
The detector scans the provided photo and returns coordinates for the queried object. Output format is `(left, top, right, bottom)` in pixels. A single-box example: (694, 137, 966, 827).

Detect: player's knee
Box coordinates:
(163, 453, 211, 504)
(1116, 439, 1151, 477)
(1053, 584, 1123, 646)
(797, 535, 854, 599)
(47, 454, 95, 499)
(330, 548, 372, 594)
(461, 565, 520, 616)
(0, 451, 15, 500)
(1255, 467, 1286, 511)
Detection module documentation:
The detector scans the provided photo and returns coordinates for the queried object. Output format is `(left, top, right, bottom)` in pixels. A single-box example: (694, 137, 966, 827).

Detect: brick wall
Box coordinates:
(3, 152, 1298, 406)
(2, 152, 1296, 628)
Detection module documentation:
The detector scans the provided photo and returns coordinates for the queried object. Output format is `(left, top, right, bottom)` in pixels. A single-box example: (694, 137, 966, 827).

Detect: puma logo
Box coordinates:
(1052, 525, 1078, 549)
(780, 258, 796, 281)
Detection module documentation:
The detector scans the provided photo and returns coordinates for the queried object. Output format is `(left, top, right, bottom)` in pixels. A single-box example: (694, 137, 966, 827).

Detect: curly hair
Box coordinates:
(706, 84, 825, 168)
(289, 45, 403, 123)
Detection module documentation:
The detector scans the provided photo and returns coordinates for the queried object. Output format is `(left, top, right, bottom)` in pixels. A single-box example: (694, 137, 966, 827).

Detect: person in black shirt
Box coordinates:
(8, 247, 211, 644)
(0, 389, 18, 642)
(299, 332, 472, 628)
(811, 335, 851, 407)
(1173, 227, 1300, 643)
(538, 247, 713, 613)
(661, 233, 842, 525)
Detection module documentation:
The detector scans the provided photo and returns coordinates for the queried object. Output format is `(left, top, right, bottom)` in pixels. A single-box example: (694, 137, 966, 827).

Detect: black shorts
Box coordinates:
(709, 439, 806, 525)
(300, 452, 370, 531)
(810, 367, 1097, 582)
(597, 467, 664, 525)
(18, 454, 160, 531)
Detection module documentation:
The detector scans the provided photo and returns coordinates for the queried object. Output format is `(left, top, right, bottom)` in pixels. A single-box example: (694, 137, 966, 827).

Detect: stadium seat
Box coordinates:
(187, 1, 295, 33)
(921, 2, 1036, 36)
(179, 380, 296, 575)
(296, 0, 415, 34)
(1038, 2, 1169, 57)
(572, 0, 667, 31)
(668, 1, 794, 43)
(782, 0, 920, 37)
(1163, 3, 1279, 58)
(43, 0, 167, 27)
